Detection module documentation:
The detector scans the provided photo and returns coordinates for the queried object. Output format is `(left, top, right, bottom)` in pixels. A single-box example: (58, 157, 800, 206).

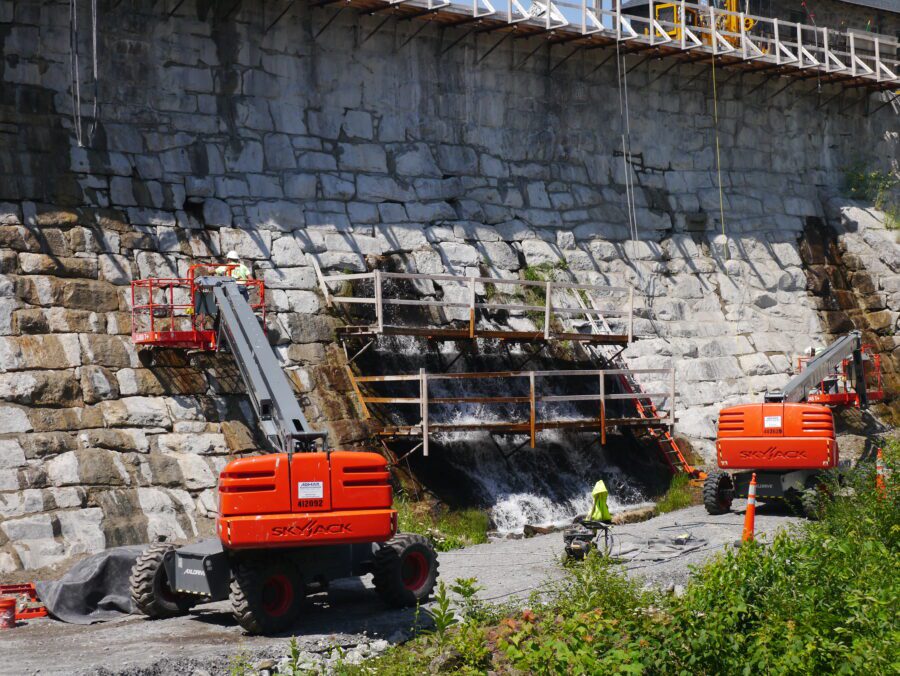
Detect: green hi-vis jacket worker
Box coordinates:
(589, 480, 612, 523)
(216, 250, 251, 281)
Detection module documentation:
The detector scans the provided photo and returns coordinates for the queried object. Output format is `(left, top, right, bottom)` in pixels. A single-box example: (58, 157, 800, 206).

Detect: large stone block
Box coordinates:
(81, 428, 149, 454)
(219, 227, 273, 259)
(101, 397, 171, 428)
(18, 253, 98, 278)
(0, 334, 82, 371)
(522, 239, 562, 267)
(375, 223, 428, 252)
(261, 266, 316, 290)
(244, 201, 305, 232)
(81, 365, 120, 403)
(1, 513, 66, 569)
(137, 487, 199, 541)
(98, 253, 133, 285)
(338, 144, 387, 173)
(357, 175, 415, 202)
(394, 144, 440, 177)
(342, 111, 374, 140)
(156, 432, 228, 456)
(80, 334, 137, 369)
(56, 508, 106, 557)
(0, 370, 81, 406)
(16, 276, 120, 312)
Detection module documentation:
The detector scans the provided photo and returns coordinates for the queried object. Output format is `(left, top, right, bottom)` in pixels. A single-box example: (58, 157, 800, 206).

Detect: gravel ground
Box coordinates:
(0, 502, 802, 676)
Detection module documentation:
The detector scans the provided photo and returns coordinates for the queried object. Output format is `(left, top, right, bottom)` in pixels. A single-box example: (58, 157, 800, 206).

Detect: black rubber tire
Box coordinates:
(703, 470, 734, 515)
(372, 534, 439, 608)
(229, 557, 303, 635)
(129, 543, 196, 619)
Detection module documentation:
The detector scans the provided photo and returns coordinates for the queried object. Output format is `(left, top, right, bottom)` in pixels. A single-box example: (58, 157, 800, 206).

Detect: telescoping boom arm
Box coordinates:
(193, 276, 326, 455)
(765, 331, 867, 408)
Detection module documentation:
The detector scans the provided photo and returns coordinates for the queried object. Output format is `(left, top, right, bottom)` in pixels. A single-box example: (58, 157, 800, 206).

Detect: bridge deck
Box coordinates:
(315, 0, 899, 92)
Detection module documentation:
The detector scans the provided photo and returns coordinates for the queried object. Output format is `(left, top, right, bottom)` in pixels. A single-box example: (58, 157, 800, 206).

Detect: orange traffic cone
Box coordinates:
(742, 473, 757, 543)
(876, 448, 886, 497)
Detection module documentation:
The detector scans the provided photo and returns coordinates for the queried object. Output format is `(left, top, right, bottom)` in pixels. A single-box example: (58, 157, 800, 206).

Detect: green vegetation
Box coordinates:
(521, 262, 568, 328)
(395, 496, 491, 552)
(344, 441, 900, 675)
(654, 472, 697, 514)
(843, 164, 899, 230)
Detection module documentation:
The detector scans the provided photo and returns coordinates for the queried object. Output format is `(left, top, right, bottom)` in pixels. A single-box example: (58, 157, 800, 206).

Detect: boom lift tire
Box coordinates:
(372, 534, 438, 607)
(130, 542, 197, 619)
(703, 470, 735, 515)
(230, 557, 304, 635)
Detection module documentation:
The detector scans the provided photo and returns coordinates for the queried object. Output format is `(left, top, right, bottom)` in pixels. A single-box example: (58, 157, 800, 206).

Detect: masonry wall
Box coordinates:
(0, 0, 897, 572)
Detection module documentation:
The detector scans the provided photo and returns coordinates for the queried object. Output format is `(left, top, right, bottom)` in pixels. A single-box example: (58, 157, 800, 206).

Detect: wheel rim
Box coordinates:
(400, 551, 430, 591)
(261, 574, 294, 617)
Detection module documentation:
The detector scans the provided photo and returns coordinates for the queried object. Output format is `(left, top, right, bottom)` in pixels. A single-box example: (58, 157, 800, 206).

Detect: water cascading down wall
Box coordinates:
(0, 0, 897, 572)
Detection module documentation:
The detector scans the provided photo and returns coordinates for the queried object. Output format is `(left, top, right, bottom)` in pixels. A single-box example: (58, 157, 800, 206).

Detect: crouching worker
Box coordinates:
(563, 480, 613, 560)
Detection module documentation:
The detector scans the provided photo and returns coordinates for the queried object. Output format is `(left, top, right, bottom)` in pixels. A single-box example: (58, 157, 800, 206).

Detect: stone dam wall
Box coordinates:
(0, 0, 898, 572)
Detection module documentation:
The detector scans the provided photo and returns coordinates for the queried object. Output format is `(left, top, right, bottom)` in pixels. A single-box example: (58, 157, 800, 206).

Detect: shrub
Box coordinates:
(346, 440, 899, 675)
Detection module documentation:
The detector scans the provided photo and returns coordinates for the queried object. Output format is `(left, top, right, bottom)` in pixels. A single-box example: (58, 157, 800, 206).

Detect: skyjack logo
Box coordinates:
(271, 521, 352, 537)
(740, 447, 807, 460)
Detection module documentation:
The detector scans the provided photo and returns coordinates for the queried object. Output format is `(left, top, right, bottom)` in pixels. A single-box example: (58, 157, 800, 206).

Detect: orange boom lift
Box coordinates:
(705, 331, 882, 519)
(128, 269, 438, 634)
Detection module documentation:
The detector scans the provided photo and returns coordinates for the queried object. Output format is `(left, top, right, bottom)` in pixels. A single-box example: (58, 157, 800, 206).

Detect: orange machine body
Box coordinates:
(716, 402, 837, 471)
(217, 451, 397, 549)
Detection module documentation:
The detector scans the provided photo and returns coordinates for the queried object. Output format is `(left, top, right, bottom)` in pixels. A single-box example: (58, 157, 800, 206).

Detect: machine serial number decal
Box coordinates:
(763, 416, 782, 429)
(298, 499, 323, 508)
(298, 481, 324, 499)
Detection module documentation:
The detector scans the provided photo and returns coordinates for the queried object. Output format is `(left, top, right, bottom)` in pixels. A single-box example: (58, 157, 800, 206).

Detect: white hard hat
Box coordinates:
(226, 250, 240, 261)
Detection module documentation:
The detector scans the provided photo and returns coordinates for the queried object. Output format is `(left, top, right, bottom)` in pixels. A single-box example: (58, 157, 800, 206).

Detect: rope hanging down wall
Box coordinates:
(69, 0, 100, 148)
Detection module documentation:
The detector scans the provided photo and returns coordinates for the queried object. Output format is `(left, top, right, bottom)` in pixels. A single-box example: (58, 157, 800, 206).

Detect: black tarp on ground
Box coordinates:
(35, 545, 146, 624)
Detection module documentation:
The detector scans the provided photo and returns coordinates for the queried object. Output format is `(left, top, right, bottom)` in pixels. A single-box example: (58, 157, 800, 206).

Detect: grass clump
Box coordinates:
(654, 472, 697, 514)
(345, 440, 900, 674)
(395, 496, 490, 552)
(843, 164, 899, 230)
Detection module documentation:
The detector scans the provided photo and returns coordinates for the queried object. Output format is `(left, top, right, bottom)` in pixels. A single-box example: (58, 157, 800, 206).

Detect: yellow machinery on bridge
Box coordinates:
(649, 0, 758, 48)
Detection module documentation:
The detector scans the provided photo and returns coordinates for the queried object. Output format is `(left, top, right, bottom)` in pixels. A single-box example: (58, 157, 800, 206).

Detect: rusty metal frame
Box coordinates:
(349, 366, 676, 456)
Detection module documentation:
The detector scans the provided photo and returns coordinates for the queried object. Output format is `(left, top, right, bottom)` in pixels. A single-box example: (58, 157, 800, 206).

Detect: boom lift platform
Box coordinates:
(128, 270, 438, 634)
(705, 331, 881, 519)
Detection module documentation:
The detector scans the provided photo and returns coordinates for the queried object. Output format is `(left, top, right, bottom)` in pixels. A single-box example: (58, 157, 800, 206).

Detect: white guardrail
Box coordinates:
(345, 0, 899, 87)
(313, 266, 636, 343)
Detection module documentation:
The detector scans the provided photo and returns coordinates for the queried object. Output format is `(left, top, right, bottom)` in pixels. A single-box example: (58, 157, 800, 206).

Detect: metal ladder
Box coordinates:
(566, 287, 701, 477)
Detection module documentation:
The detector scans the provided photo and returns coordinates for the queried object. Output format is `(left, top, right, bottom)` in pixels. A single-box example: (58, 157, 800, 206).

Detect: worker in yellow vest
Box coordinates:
(216, 250, 251, 281)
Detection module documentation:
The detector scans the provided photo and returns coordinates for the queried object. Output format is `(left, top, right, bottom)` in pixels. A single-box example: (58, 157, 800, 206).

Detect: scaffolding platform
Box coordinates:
(349, 367, 676, 455)
(317, 0, 898, 93)
(314, 267, 635, 346)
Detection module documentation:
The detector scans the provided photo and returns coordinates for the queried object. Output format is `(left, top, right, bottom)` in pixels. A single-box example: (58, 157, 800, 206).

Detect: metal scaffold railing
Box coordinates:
(313, 265, 635, 345)
(314, 0, 898, 92)
(349, 367, 676, 455)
